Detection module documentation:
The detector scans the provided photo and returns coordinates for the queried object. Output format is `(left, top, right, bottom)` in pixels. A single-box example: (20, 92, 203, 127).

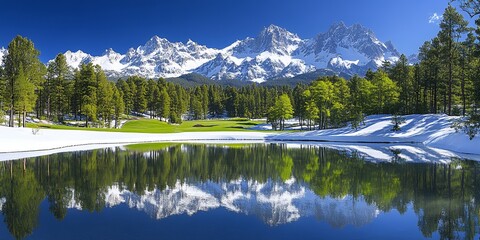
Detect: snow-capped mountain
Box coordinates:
(38, 23, 402, 81)
(63, 38, 220, 78)
(294, 22, 399, 77)
(0, 47, 7, 65)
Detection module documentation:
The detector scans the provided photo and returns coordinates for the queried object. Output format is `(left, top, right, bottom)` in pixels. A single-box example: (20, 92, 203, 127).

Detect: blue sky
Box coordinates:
(0, 0, 462, 62)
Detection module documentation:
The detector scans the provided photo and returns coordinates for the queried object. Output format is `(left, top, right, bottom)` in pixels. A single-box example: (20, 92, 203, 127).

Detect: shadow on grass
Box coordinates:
(225, 118, 249, 121)
(193, 124, 218, 127)
(236, 122, 258, 126)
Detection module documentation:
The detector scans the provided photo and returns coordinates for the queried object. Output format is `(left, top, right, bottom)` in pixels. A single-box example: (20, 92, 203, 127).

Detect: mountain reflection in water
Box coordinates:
(0, 143, 478, 239)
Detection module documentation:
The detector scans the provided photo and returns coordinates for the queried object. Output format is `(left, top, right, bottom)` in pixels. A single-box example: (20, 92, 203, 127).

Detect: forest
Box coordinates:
(0, 2, 479, 134)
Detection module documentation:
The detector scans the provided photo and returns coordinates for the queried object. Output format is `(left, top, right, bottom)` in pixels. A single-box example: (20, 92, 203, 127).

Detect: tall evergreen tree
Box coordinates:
(45, 53, 70, 122)
(96, 66, 113, 127)
(157, 88, 170, 121)
(112, 84, 124, 128)
(76, 63, 97, 127)
(390, 54, 414, 114)
(3, 35, 45, 127)
(438, 5, 468, 115)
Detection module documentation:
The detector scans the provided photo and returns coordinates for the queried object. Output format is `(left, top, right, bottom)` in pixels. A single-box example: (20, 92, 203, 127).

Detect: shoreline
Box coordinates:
(1, 114, 480, 161)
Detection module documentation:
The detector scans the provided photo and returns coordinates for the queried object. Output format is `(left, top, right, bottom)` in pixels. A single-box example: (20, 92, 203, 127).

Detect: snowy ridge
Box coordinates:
(100, 178, 379, 226)
(0, 47, 7, 65)
(62, 37, 221, 79)
(41, 23, 400, 81)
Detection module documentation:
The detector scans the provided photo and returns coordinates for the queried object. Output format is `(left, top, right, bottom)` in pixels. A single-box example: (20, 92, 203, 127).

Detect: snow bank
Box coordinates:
(0, 127, 268, 154)
(269, 114, 480, 155)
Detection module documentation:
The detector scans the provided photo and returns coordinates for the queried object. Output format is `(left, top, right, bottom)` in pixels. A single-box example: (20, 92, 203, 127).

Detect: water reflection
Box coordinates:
(0, 143, 479, 239)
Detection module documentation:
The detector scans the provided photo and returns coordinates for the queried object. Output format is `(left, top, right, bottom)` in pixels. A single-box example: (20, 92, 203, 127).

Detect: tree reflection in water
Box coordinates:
(0, 143, 478, 239)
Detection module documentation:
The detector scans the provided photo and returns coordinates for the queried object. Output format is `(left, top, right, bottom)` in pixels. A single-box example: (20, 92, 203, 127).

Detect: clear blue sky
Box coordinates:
(0, 0, 463, 62)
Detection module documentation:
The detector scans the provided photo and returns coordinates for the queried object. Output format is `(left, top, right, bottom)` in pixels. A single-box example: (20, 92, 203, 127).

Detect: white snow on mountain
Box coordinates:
(0, 47, 7, 65)
(295, 22, 400, 76)
(64, 50, 94, 69)
(61, 37, 221, 79)
(0, 23, 403, 81)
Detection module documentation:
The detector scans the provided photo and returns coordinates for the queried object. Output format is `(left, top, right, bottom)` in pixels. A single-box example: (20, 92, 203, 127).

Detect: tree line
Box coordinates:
(0, 2, 479, 132)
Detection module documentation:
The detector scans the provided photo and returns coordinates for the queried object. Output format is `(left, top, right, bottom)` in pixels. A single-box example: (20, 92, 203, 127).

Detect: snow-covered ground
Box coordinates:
(0, 114, 479, 161)
(269, 114, 479, 156)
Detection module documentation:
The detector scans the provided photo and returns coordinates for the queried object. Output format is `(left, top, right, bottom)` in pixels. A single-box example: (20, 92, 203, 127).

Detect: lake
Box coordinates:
(0, 143, 478, 239)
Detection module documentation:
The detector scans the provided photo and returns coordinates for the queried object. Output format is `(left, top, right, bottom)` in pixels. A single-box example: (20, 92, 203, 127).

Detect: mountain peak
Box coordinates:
(330, 21, 347, 31)
(149, 35, 162, 41)
(251, 25, 301, 55)
(186, 39, 196, 45)
(264, 24, 287, 33)
(259, 24, 298, 38)
(104, 48, 118, 55)
(54, 22, 401, 81)
(146, 35, 171, 46)
(65, 49, 86, 55)
(333, 21, 347, 27)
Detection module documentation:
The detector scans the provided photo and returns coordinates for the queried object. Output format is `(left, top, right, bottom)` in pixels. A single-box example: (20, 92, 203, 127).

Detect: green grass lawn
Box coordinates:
(27, 118, 266, 133)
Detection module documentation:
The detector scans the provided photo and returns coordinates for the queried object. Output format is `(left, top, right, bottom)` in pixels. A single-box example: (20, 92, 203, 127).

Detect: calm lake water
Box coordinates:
(0, 143, 479, 240)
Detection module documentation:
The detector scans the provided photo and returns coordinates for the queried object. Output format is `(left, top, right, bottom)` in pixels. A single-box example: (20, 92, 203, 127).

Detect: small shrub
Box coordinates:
(32, 127, 40, 135)
(452, 114, 480, 140)
(391, 114, 406, 132)
(351, 112, 365, 130)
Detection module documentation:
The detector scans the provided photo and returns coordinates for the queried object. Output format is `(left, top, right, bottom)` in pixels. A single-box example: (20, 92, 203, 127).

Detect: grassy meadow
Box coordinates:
(27, 118, 265, 133)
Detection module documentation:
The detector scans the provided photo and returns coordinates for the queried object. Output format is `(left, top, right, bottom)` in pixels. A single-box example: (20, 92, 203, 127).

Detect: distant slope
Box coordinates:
(166, 73, 250, 87)
(264, 69, 352, 87)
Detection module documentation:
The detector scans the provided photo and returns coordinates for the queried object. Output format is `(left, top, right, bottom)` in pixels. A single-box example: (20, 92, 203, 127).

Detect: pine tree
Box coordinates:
(157, 88, 170, 121)
(293, 84, 307, 129)
(76, 63, 97, 127)
(349, 75, 372, 124)
(390, 54, 414, 114)
(438, 5, 468, 115)
(459, 32, 476, 115)
(456, 0, 480, 17)
(14, 66, 36, 127)
(96, 66, 113, 127)
(116, 79, 132, 117)
(112, 84, 124, 128)
(0, 66, 5, 124)
(129, 76, 147, 114)
(331, 77, 351, 127)
(45, 53, 70, 122)
(3, 35, 45, 127)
